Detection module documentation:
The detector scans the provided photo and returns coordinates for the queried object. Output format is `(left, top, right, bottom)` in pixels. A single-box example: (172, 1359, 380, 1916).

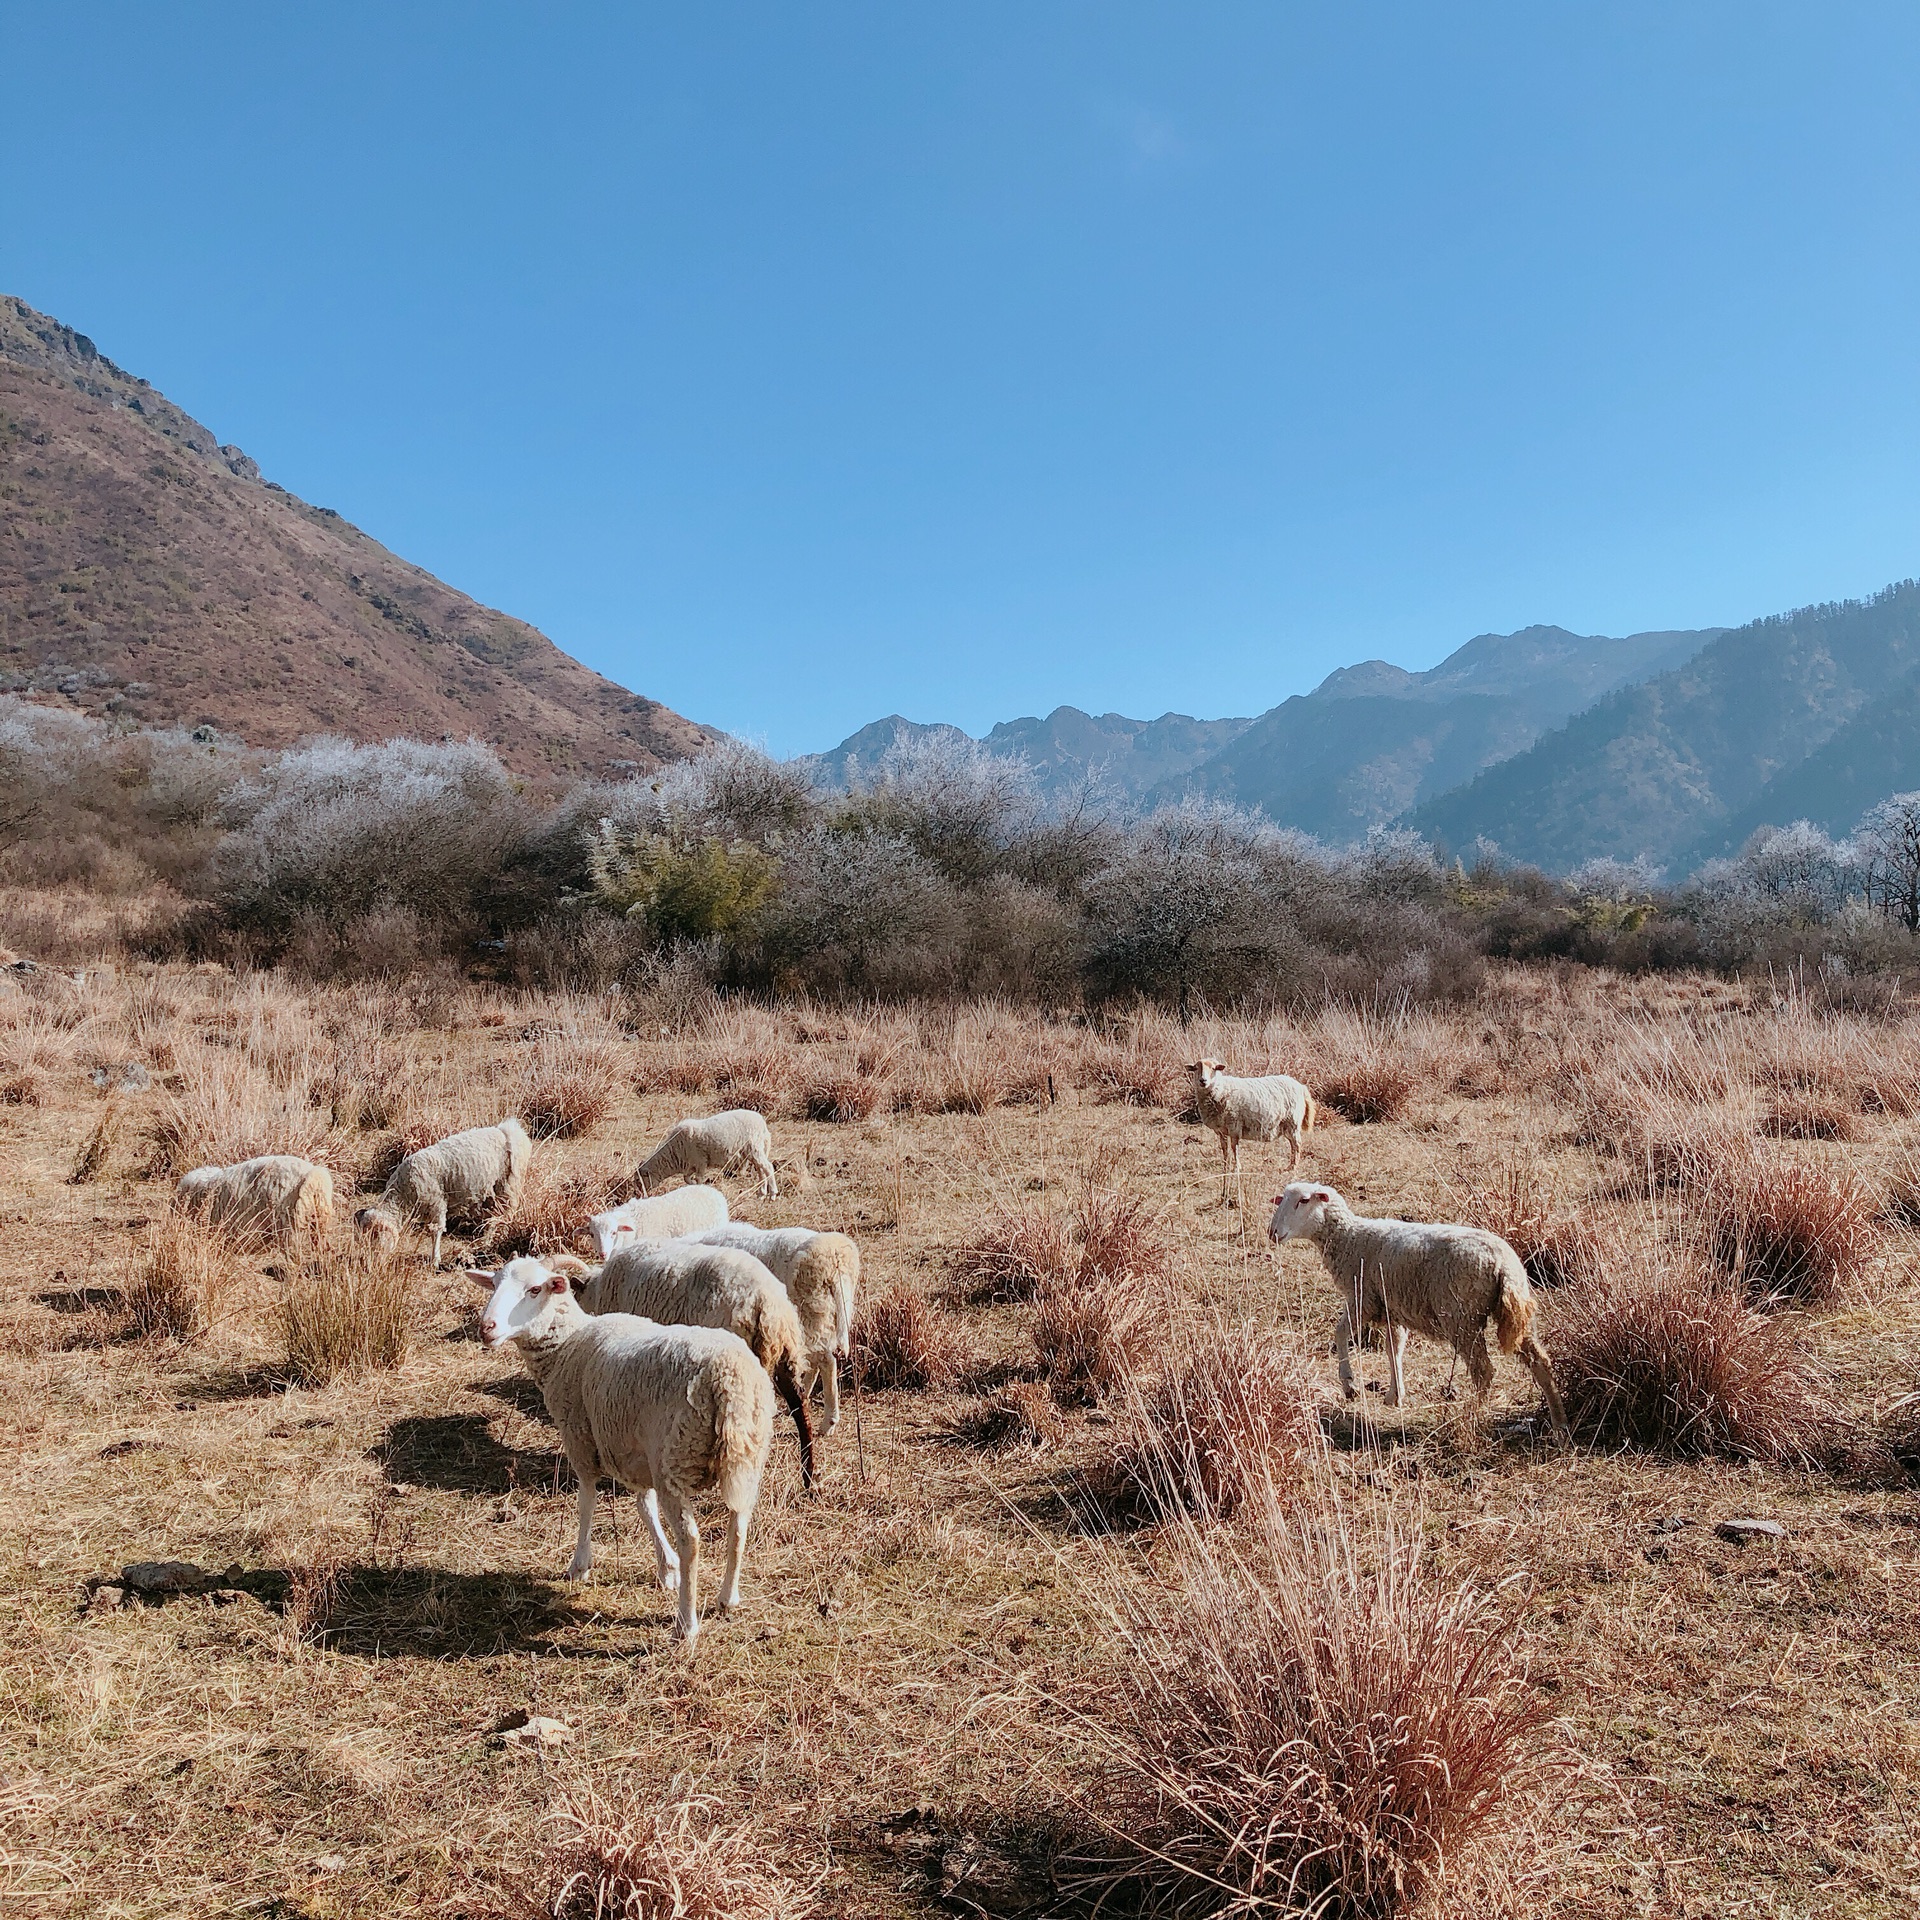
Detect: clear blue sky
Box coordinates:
(6, 4, 1919, 754)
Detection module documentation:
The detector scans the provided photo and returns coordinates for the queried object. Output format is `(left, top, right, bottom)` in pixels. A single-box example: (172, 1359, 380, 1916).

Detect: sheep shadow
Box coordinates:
(471, 1374, 553, 1422)
(303, 1564, 572, 1658)
(375, 1412, 563, 1497)
(37, 1285, 125, 1315)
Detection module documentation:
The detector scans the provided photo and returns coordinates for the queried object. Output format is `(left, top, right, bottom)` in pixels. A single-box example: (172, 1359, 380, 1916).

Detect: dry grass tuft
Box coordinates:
(279, 1245, 412, 1384)
(1549, 1254, 1835, 1460)
(0, 1065, 44, 1106)
(850, 1283, 972, 1391)
(1762, 1091, 1861, 1142)
(515, 1037, 622, 1140)
(1317, 1058, 1418, 1125)
(1087, 1329, 1323, 1522)
(1064, 1482, 1554, 1916)
(1878, 1132, 1920, 1228)
(522, 1781, 815, 1920)
(1454, 1163, 1599, 1288)
(1033, 1270, 1151, 1408)
(801, 1071, 885, 1124)
(951, 1205, 1076, 1303)
(476, 1158, 627, 1262)
(1693, 1150, 1880, 1305)
(121, 1214, 244, 1341)
(939, 1379, 1068, 1452)
(67, 1099, 120, 1183)
(1083, 1017, 1186, 1109)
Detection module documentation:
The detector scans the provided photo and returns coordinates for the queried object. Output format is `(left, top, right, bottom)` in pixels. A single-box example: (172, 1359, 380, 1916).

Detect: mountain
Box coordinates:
(0, 295, 710, 777)
(1408, 583, 1920, 872)
(1152, 625, 1717, 839)
(798, 706, 1251, 800)
(982, 707, 1253, 799)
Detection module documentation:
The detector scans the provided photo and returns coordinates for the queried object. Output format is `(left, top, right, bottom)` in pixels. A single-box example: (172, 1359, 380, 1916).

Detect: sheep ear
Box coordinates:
(461, 1267, 495, 1290)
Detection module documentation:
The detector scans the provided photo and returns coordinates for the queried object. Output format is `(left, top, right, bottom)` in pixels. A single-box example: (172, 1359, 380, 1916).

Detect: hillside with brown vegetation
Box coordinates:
(1, 907, 1917, 1915)
(0, 295, 712, 777)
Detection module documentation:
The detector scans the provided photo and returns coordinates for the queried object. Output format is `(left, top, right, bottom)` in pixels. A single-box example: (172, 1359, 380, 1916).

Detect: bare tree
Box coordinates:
(1856, 792, 1920, 931)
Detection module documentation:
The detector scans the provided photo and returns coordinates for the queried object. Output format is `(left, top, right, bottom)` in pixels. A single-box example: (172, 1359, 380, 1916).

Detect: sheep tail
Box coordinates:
(771, 1350, 817, 1493)
(1493, 1268, 1533, 1354)
(292, 1167, 335, 1244)
(706, 1359, 767, 1513)
(1302, 1091, 1316, 1138)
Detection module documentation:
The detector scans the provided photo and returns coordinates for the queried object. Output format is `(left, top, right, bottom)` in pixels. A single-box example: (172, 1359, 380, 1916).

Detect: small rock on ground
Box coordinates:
(489, 1711, 573, 1749)
(1715, 1517, 1786, 1544)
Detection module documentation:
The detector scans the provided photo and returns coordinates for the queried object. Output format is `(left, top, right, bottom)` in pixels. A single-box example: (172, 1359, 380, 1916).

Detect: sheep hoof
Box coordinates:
(1342, 1386, 1359, 1403)
(564, 1558, 592, 1583)
(818, 1414, 840, 1436)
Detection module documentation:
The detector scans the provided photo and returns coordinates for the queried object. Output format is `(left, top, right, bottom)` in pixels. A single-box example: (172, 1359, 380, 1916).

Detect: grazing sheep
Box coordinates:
(1189, 1059, 1316, 1181)
(683, 1224, 860, 1432)
(584, 1184, 730, 1260)
(636, 1110, 778, 1199)
(174, 1155, 334, 1242)
(580, 1241, 816, 1489)
(467, 1258, 772, 1641)
(354, 1118, 531, 1268)
(1268, 1181, 1570, 1443)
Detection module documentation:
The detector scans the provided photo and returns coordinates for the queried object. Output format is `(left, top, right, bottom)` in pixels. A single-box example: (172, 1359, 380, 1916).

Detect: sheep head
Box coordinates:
(467, 1257, 572, 1350)
(1269, 1181, 1341, 1244)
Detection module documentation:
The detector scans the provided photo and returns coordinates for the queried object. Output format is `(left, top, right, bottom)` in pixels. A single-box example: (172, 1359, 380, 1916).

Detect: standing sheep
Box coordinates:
(467, 1258, 772, 1642)
(636, 1110, 778, 1199)
(1189, 1059, 1316, 1184)
(579, 1241, 816, 1489)
(354, 1118, 531, 1268)
(1268, 1181, 1570, 1443)
(175, 1155, 334, 1243)
(682, 1224, 860, 1432)
(584, 1184, 730, 1260)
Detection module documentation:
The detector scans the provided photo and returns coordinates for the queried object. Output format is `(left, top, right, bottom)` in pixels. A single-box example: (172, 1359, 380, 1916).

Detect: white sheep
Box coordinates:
(1268, 1180, 1570, 1443)
(174, 1155, 334, 1242)
(584, 1184, 730, 1260)
(636, 1109, 778, 1199)
(1189, 1059, 1316, 1181)
(468, 1257, 772, 1642)
(579, 1241, 816, 1489)
(682, 1224, 860, 1432)
(354, 1118, 531, 1268)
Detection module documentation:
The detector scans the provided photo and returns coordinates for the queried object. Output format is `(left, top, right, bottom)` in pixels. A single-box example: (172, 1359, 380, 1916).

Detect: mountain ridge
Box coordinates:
(0, 294, 711, 777)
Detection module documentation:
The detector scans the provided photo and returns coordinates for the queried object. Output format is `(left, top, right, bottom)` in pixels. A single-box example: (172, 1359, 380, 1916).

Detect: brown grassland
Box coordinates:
(2, 885, 1918, 1917)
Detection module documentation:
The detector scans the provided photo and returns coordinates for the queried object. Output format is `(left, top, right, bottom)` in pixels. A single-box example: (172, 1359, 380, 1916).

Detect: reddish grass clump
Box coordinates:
(951, 1205, 1076, 1302)
(1316, 1058, 1418, 1125)
(1033, 1274, 1151, 1408)
(1762, 1092, 1861, 1143)
(476, 1161, 625, 1262)
(1549, 1257, 1835, 1460)
(1089, 1329, 1323, 1522)
(1067, 1488, 1553, 1916)
(851, 1283, 971, 1391)
(1695, 1152, 1879, 1305)
(525, 1782, 815, 1920)
(1456, 1164, 1599, 1288)
(514, 1038, 621, 1140)
(801, 1071, 884, 1124)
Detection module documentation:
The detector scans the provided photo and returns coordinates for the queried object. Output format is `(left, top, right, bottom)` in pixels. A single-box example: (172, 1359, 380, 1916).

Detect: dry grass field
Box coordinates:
(2, 894, 1918, 1917)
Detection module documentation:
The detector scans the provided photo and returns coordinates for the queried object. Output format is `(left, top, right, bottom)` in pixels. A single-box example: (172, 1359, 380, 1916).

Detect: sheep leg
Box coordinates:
(818, 1355, 841, 1435)
(1286, 1127, 1301, 1174)
(717, 1507, 749, 1613)
(1516, 1333, 1572, 1446)
(639, 1486, 681, 1592)
(753, 1148, 779, 1198)
(1386, 1324, 1410, 1408)
(663, 1497, 702, 1641)
(1333, 1305, 1360, 1401)
(774, 1356, 817, 1493)
(428, 1202, 447, 1271)
(566, 1478, 597, 1581)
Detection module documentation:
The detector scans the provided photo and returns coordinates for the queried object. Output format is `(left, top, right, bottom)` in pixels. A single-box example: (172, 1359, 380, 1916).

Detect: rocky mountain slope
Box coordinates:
(0, 295, 710, 776)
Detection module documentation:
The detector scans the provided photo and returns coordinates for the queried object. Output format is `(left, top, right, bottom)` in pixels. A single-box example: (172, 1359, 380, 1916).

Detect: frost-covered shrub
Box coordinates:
(214, 737, 531, 936)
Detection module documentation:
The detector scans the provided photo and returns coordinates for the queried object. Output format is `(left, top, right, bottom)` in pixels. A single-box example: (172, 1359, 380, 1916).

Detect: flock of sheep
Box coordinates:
(172, 1062, 1571, 1640)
